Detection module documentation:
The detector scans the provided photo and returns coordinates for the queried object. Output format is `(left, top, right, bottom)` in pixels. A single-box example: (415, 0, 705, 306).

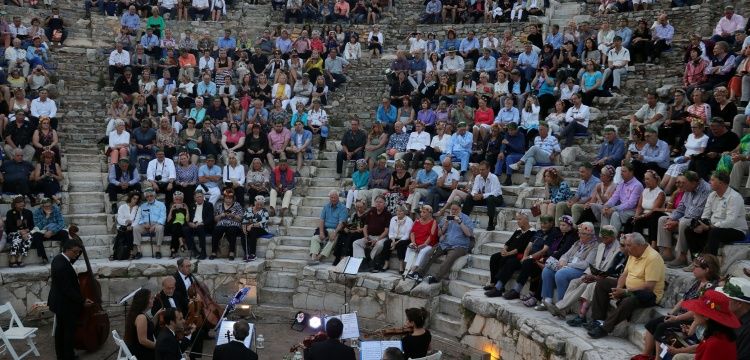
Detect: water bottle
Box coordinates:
(256, 334, 265, 349)
(293, 351, 303, 360)
(321, 125, 329, 138)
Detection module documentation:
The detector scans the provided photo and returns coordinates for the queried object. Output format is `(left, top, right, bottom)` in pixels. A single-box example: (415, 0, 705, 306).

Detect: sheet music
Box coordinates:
(360, 340, 403, 360)
(343, 257, 363, 275)
(325, 313, 360, 339)
(215, 320, 254, 349)
(332, 256, 350, 273)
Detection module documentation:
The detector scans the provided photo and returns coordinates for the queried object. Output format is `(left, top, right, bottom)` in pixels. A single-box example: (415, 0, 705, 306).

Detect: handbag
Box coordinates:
(530, 204, 541, 217)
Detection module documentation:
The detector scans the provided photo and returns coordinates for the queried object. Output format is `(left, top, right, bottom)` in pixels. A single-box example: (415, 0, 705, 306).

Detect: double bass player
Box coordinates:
(48, 237, 93, 360)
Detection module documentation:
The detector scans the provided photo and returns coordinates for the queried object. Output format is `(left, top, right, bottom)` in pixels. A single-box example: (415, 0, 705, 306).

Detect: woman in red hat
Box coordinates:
(681, 289, 740, 360)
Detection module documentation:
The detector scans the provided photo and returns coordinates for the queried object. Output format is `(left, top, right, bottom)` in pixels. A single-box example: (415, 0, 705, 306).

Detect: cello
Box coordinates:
(188, 275, 223, 329)
(71, 225, 111, 351)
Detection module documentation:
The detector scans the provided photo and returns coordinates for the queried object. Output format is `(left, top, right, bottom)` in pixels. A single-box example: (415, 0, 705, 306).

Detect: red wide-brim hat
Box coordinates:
(682, 290, 740, 329)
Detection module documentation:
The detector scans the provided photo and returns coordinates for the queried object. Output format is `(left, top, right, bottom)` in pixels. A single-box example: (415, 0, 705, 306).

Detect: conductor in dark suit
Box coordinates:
(305, 317, 356, 360)
(183, 189, 215, 259)
(212, 320, 258, 360)
(155, 308, 192, 360)
(48, 237, 89, 360)
(151, 276, 187, 327)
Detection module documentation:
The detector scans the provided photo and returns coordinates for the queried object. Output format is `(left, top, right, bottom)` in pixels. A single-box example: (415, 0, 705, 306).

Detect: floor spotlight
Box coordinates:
(308, 316, 322, 330)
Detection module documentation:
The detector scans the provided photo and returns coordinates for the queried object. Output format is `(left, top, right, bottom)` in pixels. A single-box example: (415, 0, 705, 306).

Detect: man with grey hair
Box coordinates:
(548, 224, 623, 318)
(0, 148, 34, 197)
(586, 232, 665, 339)
(309, 190, 348, 264)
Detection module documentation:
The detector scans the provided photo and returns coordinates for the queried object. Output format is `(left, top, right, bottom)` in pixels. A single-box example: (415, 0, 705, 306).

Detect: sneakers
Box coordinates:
(533, 303, 547, 311)
(502, 289, 520, 300)
(509, 162, 521, 171)
(566, 315, 587, 327)
(484, 288, 503, 297)
(587, 324, 608, 339)
(426, 275, 440, 284)
(544, 300, 563, 317)
(407, 272, 422, 282)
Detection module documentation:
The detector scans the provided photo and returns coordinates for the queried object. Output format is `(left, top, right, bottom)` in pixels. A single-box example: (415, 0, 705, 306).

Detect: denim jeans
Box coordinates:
(541, 266, 585, 302)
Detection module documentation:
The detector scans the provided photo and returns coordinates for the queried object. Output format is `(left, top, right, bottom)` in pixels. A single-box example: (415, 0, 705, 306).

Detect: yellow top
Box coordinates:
(624, 245, 666, 303)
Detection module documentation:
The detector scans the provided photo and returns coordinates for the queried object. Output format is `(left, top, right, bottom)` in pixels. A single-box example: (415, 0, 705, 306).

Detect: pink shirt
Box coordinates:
(268, 128, 291, 151)
(714, 14, 746, 35)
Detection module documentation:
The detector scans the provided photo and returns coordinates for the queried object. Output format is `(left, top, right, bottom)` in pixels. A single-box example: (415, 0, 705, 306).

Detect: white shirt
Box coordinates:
(222, 164, 246, 185)
(159, 0, 177, 8)
(117, 203, 139, 226)
(565, 104, 590, 128)
(192, 0, 209, 7)
(192, 203, 204, 224)
(482, 37, 499, 50)
(560, 84, 580, 101)
(109, 130, 130, 148)
(442, 55, 465, 72)
(109, 49, 131, 66)
(406, 130, 431, 151)
(430, 134, 451, 153)
(471, 173, 502, 198)
(9, 24, 28, 38)
(4, 47, 27, 63)
(367, 32, 384, 46)
(388, 216, 414, 241)
(607, 47, 630, 67)
(31, 97, 57, 118)
(307, 108, 328, 126)
(199, 56, 215, 72)
(701, 188, 748, 231)
(434, 166, 461, 187)
(408, 37, 427, 54)
(178, 271, 192, 291)
(146, 158, 177, 182)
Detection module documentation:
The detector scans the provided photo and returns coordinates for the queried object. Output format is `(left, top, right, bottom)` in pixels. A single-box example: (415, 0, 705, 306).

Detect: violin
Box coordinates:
(364, 325, 414, 338)
(289, 331, 328, 353)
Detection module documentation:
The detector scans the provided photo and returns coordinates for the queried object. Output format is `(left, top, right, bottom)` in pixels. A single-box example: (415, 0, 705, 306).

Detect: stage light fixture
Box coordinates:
(308, 316, 322, 330)
(291, 311, 308, 331)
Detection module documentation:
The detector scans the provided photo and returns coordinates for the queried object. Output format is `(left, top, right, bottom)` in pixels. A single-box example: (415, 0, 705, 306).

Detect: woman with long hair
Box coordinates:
(174, 152, 198, 205)
(627, 170, 666, 248)
(660, 88, 691, 152)
(179, 118, 202, 164)
(32, 150, 63, 202)
(155, 116, 179, 159)
(365, 122, 388, 169)
(537, 167, 573, 218)
(124, 288, 156, 360)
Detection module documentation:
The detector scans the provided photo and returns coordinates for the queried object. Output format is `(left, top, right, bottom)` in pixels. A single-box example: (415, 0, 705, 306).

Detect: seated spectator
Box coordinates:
(364, 122, 388, 168)
(324, 49, 349, 92)
(627, 170, 666, 248)
(684, 171, 747, 260)
(0, 149, 34, 197)
(6, 39, 30, 77)
(353, 196, 391, 271)
(267, 120, 291, 165)
(556, 163, 600, 220)
(223, 152, 246, 206)
(586, 233, 665, 339)
(133, 188, 166, 259)
(28, 89, 56, 129)
(405, 159, 438, 216)
(361, 155, 391, 203)
(113, 191, 141, 260)
(702, 41, 736, 90)
(591, 126, 624, 172)
(711, 86, 737, 125)
(108, 119, 130, 165)
(385, 121, 409, 161)
(539, 222, 598, 311)
(494, 122, 525, 185)
(286, 120, 313, 174)
(535, 167, 573, 218)
(602, 36, 629, 92)
(461, 160, 503, 231)
(411, 201, 474, 284)
(190, 0, 211, 20)
(494, 97, 520, 129)
(422, 0, 442, 23)
(211, 188, 244, 260)
(559, 93, 590, 148)
(333, 0, 351, 22)
(712, 6, 745, 44)
(221, 123, 245, 164)
(630, 91, 666, 137)
(198, 154, 222, 205)
(107, 158, 142, 211)
(692, 118, 739, 180)
(120, 6, 141, 35)
(245, 157, 270, 199)
(441, 121, 473, 173)
(335, 118, 367, 179)
(484, 212, 536, 297)
(591, 162, 643, 232)
(503, 215, 576, 305)
(241, 195, 271, 262)
(580, 60, 606, 106)
(173, 152, 198, 205)
(332, 199, 367, 265)
(166, 191, 189, 258)
(656, 170, 710, 267)
(631, 128, 670, 181)
(425, 157, 460, 214)
(550, 226, 624, 321)
(5, 196, 33, 268)
(30, 198, 66, 264)
(661, 120, 708, 194)
(309, 191, 348, 264)
(509, 122, 560, 187)
(147, 147, 177, 206)
(4, 111, 34, 163)
(130, 119, 157, 166)
(372, 205, 416, 273)
(403, 121, 431, 170)
(269, 159, 295, 217)
(632, 254, 720, 360)
(346, 159, 369, 209)
(184, 189, 214, 259)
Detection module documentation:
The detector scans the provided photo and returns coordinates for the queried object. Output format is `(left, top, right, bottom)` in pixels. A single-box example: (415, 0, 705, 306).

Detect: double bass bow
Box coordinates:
(71, 224, 111, 351)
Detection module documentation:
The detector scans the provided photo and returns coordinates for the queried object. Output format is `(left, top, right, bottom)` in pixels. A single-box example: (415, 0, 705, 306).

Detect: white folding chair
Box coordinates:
(112, 330, 137, 360)
(0, 302, 40, 360)
(409, 350, 442, 360)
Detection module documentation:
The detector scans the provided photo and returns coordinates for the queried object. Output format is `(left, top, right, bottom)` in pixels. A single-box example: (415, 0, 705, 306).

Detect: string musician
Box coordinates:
(401, 307, 431, 359)
(212, 320, 258, 360)
(124, 288, 157, 360)
(305, 317, 356, 360)
(154, 308, 194, 360)
(170, 257, 210, 360)
(151, 277, 186, 323)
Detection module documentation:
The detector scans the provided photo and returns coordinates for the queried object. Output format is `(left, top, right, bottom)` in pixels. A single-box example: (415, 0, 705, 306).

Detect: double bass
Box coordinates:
(71, 225, 111, 351)
(187, 275, 223, 329)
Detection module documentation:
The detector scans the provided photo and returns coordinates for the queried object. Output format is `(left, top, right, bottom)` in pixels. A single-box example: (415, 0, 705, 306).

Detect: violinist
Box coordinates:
(212, 320, 258, 360)
(401, 307, 431, 359)
(124, 288, 157, 360)
(306, 317, 356, 360)
(155, 308, 193, 360)
(48, 237, 93, 360)
(151, 277, 186, 321)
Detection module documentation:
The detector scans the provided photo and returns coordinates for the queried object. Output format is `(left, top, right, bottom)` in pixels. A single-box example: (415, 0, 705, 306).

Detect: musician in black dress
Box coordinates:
(401, 307, 431, 359)
(124, 288, 156, 360)
(48, 237, 88, 360)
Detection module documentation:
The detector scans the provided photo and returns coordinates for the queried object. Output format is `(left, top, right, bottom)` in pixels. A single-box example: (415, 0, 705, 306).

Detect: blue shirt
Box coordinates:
(641, 140, 670, 169)
(448, 132, 473, 154)
(597, 138, 625, 165)
(248, 107, 269, 122)
(517, 51, 539, 69)
(582, 71, 603, 90)
(352, 170, 369, 189)
(440, 38, 461, 54)
(615, 27, 633, 47)
(475, 56, 496, 72)
(376, 104, 397, 124)
(137, 200, 167, 225)
(545, 32, 564, 49)
(120, 12, 140, 30)
(410, 58, 427, 72)
(140, 34, 160, 48)
(575, 176, 600, 203)
(415, 168, 438, 187)
(438, 212, 474, 250)
(494, 107, 520, 124)
(320, 201, 348, 229)
(217, 36, 237, 49)
(198, 164, 222, 189)
(459, 37, 480, 53)
(197, 81, 217, 97)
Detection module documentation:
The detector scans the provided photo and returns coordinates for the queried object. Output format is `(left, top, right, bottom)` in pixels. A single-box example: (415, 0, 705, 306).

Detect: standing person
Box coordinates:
(461, 160, 503, 230)
(48, 237, 89, 360)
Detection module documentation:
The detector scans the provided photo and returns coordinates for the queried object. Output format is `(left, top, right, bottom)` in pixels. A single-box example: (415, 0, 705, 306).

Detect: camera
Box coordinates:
(447, 215, 455, 221)
(155, 175, 162, 181)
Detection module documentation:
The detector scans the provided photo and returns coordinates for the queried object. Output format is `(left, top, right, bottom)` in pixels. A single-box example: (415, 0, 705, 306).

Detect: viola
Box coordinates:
(289, 331, 328, 353)
(71, 225, 111, 351)
(364, 325, 414, 338)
